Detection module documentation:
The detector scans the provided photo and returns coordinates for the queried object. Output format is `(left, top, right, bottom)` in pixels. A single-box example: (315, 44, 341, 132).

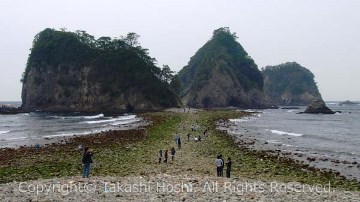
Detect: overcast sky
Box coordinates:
(0, 0, 359, 101)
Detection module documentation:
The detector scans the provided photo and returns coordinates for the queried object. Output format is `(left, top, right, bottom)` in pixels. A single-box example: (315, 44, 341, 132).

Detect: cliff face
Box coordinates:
(178, 27, 270, 108)
(262, 62, 322, 106)
(21, 28, 179, 112)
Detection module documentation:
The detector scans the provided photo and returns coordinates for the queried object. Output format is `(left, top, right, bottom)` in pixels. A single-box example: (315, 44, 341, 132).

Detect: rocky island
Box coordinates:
(21, 28, 180, 113)
(178, 27, 271, 109)
(262, 62, 322, 106)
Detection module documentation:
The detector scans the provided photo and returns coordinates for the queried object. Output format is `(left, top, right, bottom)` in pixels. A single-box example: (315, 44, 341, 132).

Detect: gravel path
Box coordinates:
(1, 174, 359, 201)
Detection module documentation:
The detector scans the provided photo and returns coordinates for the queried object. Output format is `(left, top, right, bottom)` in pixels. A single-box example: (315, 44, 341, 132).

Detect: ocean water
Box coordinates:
(227, 102, 360, 181)
(0, 101, 142, 148)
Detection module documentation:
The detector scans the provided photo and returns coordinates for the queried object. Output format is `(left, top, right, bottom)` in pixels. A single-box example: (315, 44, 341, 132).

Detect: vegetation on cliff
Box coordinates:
(178, 27, 269, 108)
(262, 62, 322, 106)
(21, 28, 179, 112)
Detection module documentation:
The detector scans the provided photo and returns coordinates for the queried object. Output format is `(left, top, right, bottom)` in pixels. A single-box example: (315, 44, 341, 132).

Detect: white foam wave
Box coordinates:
(244, 109, 257, 113)
(267, 140, 282, 144)
(83, 114, 104, 119)
(270, 129, 303, 137)
(287, 110, 296, 113)
(0, 131, 10, 135)
(44, 131, 93, 138)
(326, 102, 338, 105)
(229, 119, 247, 123)
(110, 118, 140, 126)
(4, 136, 28, 141)
(84, 115, 136, 124)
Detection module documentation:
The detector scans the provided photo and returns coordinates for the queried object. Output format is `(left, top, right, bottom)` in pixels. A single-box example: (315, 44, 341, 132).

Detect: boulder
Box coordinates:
(303, 99, 335, 114)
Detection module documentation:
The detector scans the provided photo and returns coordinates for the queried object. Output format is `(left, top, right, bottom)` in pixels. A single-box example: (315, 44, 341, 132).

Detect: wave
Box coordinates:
(3, 136, 28, 141)
(0, 131, 10, 135)
(84, 115, 136, 124)
(326, 102, 338, 105)
(267, 140, 282, 144)
(83, 114, 104, 119)
(110, 118, 141, 126)
(269, 129, 303, 137)
(229, 119, 248, 123)
(43, 131, 93, 138)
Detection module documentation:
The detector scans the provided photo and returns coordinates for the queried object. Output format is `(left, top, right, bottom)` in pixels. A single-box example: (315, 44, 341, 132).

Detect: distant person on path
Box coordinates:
(82, 147, 93, 178)
(164, 149, 168, 163)
(174, 133, 180, 145)
(171, 147, 176, 161)
(178, 137, 182, 149)
(187, 133, 190, 141)
(226, 157, 232, 178)
(215, 155, 223, 177)
(158, 150, 163, 163)
(219, 154, 224, 177)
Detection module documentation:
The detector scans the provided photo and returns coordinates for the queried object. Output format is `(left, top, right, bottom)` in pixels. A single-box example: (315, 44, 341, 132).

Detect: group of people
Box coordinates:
(158, 147, 176, 163)
(215, 155, 232, 178)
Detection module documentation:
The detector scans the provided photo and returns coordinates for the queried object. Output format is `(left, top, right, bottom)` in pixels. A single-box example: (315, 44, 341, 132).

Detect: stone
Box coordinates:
(303, 99, 335, 114)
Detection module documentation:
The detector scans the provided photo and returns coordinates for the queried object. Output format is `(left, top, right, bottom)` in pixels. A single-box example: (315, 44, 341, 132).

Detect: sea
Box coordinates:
(225, 102, 360, 181)
(0, 101, 142, 148)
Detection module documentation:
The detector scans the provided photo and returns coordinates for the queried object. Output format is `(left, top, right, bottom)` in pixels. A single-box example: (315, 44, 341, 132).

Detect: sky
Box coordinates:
(0, 0, 359, 101)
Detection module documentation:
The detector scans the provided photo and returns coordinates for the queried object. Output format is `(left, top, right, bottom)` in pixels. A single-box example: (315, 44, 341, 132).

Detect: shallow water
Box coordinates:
(0, 102, 142, 148)
(227, 102, 360, 181)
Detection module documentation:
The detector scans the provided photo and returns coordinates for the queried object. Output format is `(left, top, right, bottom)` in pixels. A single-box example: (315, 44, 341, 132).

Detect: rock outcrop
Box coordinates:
(178, 27, 271, 108)
(262, 62, 322, 106)
(340, 100, 358, 105)
(303, 99, 335, 114)
(21, 28, 179, 113)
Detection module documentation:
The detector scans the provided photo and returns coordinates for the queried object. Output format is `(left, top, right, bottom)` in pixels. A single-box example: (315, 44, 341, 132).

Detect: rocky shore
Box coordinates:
(1, 110, 359, 201)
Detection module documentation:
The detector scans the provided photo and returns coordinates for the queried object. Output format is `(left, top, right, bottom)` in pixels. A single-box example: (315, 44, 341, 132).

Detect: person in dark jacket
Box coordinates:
(164, 149, 168, 163)
(82, 147, 93, 178)
(158, 149, 163, 163)
(225, 157, 232, 178)
(178, 137, 182, 149)
(171, 147, 176, 161)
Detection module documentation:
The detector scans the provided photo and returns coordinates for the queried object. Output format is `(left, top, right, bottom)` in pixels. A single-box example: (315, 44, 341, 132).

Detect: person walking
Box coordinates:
(171, 147, 176, 161)
(178, 137, 182, 149)
(215, 155, 223, 177)
(226, 157, 232, 178)
(158, 149, 163, 163)
(82, 147, 93, 178)
(187, 133, 190, 141)
(164, 149, 168, 163)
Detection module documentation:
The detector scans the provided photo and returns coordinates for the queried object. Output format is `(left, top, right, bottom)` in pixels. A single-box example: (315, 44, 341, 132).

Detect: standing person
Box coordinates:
(178, 137, 182, 149)
(171, 147, 176, 161)
(158, 150, 163, 163)
(82, 147, 93, 178)
(187, 133, 190, 141)
(174, 133, 179, 145)
(215, 155, 223, 177)
(164, 149, 168, 163)
(226, 157, 232, 178)
(219, 154, 224, 177)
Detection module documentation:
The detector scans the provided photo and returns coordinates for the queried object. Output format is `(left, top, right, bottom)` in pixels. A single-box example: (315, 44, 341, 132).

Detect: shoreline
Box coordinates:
(0, 110, 359, 201)
(217, 112, 360, 183)
(0, 118, 149, 149)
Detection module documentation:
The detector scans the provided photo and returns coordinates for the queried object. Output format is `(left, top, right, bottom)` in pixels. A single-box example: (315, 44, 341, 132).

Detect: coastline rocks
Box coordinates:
(340, 100, 358, 105)
(303, 99, 335, 114)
